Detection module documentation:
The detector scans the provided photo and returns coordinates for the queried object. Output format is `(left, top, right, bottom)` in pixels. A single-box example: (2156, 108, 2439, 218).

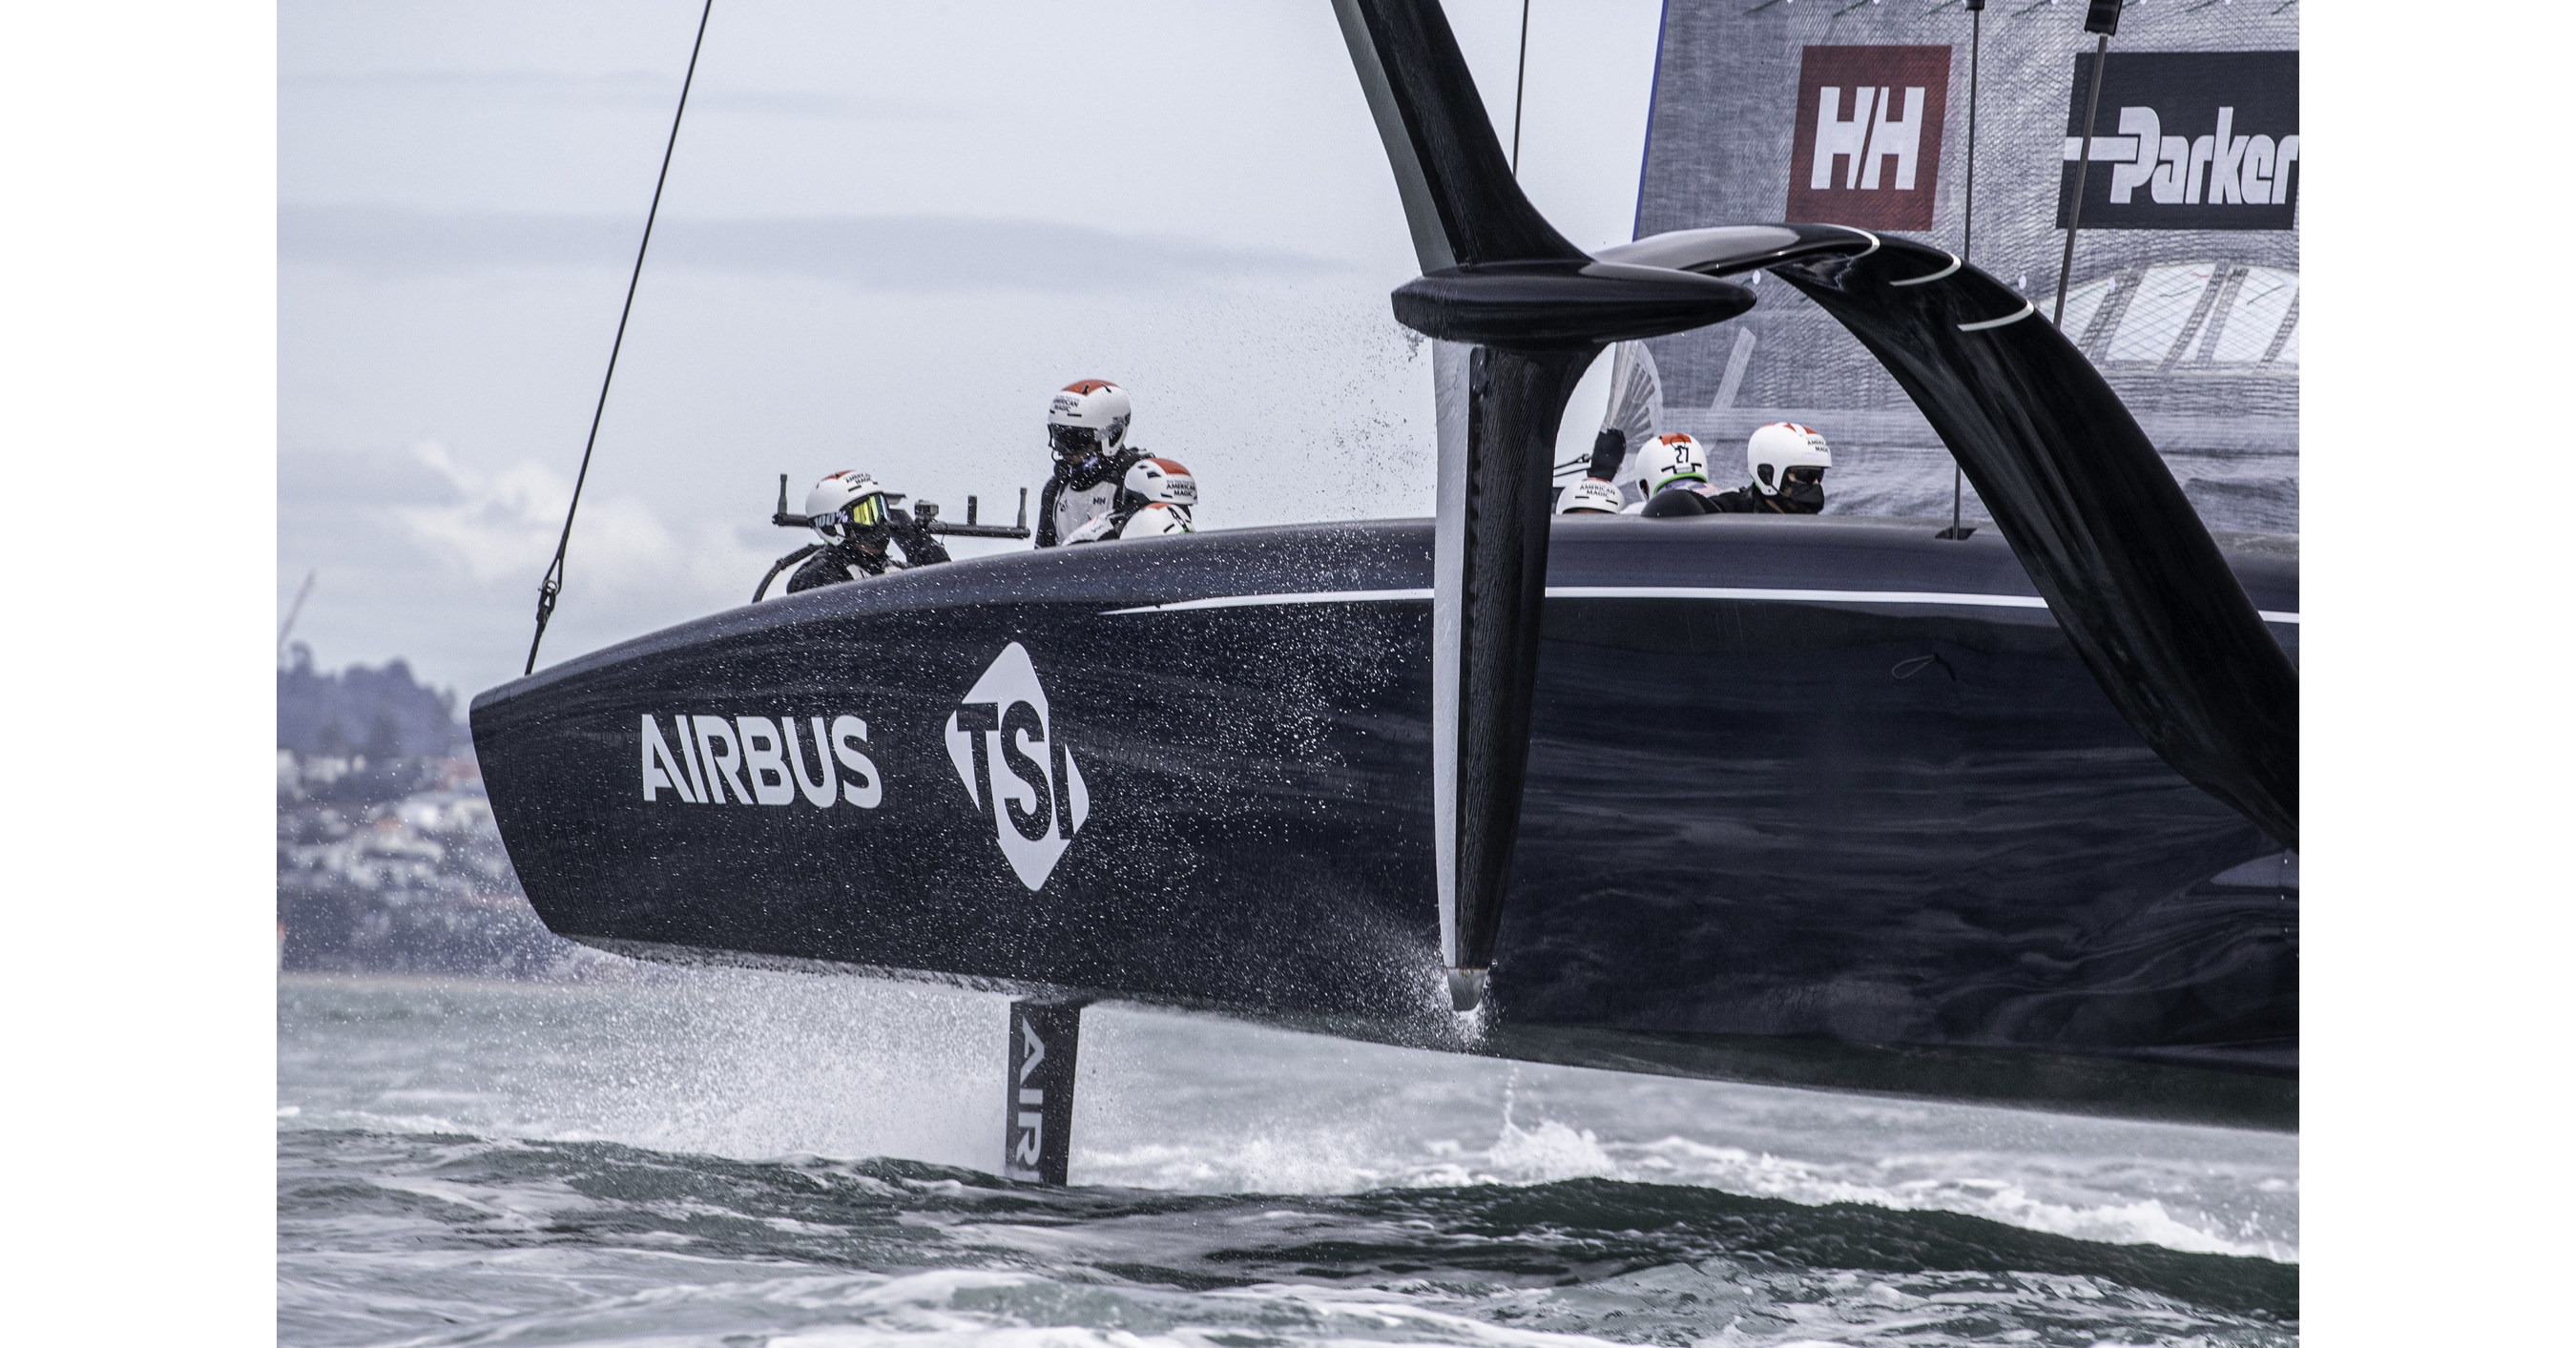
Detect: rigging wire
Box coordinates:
(523, 0, 715, 676)
(1509, 0, 1531, 176)
(1944, 0, 1985, 541)
(278, 568, 317, 658)
(2054, 30, 2115, 329)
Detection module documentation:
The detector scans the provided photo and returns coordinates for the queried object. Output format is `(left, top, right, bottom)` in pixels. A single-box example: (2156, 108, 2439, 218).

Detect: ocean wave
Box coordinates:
(280, 1127, 2297, 1348)
(280, 974, 2298, 1271)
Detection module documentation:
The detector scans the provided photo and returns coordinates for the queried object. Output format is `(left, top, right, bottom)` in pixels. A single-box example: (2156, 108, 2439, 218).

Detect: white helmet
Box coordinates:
(1636, 433, 1709, 495)
(1747, 422, 1831, 497)
(1556, 478, 1625, 514)
(1123, 456, 1197, 507)
(1047, 379, 1132, 463)
(805, 470, 893, 545)
(1119, 502, 1195, 538)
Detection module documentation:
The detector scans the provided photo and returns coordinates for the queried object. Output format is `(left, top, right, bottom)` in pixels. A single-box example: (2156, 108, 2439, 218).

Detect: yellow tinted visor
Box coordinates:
(845, 495, 886, 528)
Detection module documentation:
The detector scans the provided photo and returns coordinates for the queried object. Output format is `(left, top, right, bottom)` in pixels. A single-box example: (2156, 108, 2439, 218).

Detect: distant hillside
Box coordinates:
(278, 644, 464, 758)
(276, 650, 586, 978)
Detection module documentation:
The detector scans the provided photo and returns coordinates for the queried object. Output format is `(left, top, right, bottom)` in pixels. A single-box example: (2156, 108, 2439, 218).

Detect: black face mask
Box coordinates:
(1049, 425, 1101, 462)
(1778, 467, 1825, 512)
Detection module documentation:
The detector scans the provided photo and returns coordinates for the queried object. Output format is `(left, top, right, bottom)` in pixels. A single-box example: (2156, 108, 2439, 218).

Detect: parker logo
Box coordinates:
(945, 642, 1090, 891)
(2056, 52, 2298, 231)
(638, 714, 883, 808)
(1786, 46, 1951, 231)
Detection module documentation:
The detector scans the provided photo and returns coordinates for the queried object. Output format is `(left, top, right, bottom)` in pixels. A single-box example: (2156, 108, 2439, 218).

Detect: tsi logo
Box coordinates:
(945, 642, 1090, 891)
(638, 713, 883, 809)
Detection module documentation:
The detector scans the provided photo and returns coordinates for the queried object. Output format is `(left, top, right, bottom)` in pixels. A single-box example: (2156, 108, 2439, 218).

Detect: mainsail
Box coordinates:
(1594, 341, 1663, 501)
(1633, 5, 2299, 531)
(1331, 1, 2296, 1001)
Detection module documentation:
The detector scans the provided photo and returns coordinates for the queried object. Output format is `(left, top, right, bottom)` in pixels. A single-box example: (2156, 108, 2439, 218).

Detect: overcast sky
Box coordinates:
(279, 0, 1666, 700)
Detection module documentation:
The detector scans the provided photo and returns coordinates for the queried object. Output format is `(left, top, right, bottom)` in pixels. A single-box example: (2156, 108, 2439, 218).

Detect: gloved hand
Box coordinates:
(1588, 427, 1627, 483)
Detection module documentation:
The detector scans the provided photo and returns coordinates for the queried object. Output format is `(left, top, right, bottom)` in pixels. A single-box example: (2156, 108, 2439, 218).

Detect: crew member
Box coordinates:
(1555, 427, 1631, 514)
(785, 470, 949, 591)
(1626, 433, 1722, 515)
(1111, 456, 1199, 539)
(1065, 456, 1199, 542)
(1035, 379, 1151, 547)
(1555, 478, 1625, 514)
(1700, 423, 1832, 515)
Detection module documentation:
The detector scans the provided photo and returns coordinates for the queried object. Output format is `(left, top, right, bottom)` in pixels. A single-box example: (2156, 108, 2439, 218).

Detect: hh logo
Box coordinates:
(1785, 46, 1952, 231)
(945, 642, 1090, 890)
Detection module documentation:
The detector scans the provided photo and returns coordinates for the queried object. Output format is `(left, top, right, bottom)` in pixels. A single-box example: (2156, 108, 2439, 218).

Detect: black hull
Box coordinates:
(472, 517, 2297, 1129)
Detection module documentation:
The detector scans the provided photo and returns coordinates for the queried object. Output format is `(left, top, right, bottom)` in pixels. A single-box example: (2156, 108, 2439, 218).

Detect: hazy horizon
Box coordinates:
(278, 0, 1667, 699)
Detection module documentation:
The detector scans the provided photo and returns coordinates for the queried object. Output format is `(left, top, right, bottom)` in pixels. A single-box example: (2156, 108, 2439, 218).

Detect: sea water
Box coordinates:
(278, 969, 2296, 1347)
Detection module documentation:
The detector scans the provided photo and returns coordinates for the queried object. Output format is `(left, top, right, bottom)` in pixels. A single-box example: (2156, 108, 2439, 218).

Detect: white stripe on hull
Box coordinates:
(1107, 586, 2299, 625)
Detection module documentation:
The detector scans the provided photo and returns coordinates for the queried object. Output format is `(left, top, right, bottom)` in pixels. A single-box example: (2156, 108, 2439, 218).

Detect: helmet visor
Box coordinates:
(1049, 424, 1101, 459)
(844, 494, 887, 529)
(1782, 467, 1825, 488)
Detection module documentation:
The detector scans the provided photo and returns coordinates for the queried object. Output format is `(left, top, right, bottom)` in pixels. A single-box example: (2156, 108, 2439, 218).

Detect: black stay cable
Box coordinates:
(1960, 5, 1982, 273)
(2054, 22, 2117, 329)
(1944, 0, 1985, 541)
(1509, 0, 1530, 176)
(524, 0, 716, 676)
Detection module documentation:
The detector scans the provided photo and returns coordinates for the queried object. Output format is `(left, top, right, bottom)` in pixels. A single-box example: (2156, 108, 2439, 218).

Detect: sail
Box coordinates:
(1632, 6, 2299, 531)
(1596, 341, 1663, 501)
(1333, 1, 2296, 1000)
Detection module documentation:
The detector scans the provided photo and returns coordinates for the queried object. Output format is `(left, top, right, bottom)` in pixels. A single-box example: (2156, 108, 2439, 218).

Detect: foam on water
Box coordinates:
(279, 973, 2297, 1347)
(1068, 1008, 2296, 1264)
(279, 1127, 2293, 1347)
(278, 973, 2296, 1261)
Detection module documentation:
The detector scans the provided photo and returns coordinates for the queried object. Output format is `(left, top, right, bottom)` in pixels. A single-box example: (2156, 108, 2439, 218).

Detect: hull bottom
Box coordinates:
(577, 934, 2295, 1132)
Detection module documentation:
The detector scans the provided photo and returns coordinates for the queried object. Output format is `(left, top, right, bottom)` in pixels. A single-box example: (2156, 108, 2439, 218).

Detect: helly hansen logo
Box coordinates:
(945, 642, 1090, 891)
(639, 714, 883, 808)
(1786, 46, 1951, 231)
(2055, 52, 2298, 232)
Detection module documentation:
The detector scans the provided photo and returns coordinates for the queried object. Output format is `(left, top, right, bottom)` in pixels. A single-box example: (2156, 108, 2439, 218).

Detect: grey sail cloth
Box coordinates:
(1631, 6, 2299, 533)
(1327, 0, 2296, 992)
